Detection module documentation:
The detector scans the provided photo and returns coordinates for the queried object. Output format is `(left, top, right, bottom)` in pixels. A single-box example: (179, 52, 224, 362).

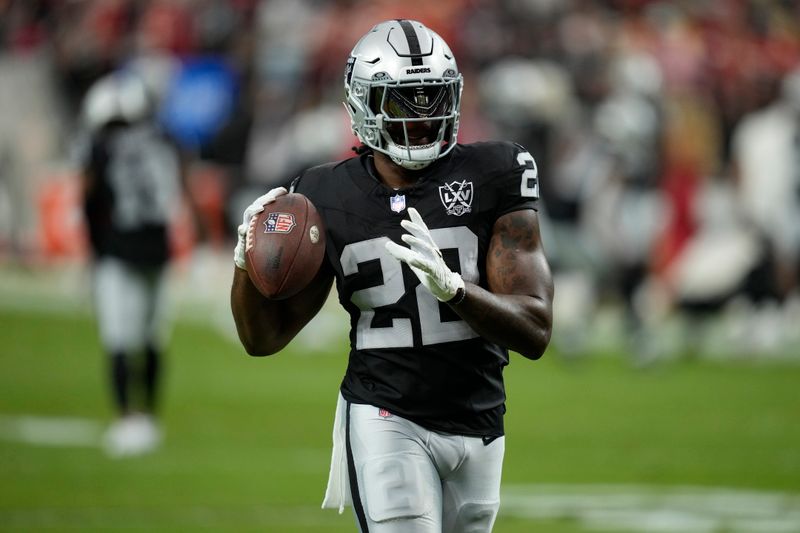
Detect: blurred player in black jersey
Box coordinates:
(81, 71, 185, 457)
(231, 20, 553, 532)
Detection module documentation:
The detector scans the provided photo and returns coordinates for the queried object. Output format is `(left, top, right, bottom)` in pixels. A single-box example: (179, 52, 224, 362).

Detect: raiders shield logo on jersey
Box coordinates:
(439, 180, 473, 216)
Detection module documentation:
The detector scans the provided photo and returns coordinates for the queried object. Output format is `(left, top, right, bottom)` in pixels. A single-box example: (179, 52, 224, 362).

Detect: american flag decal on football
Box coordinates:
(264, 212, 296, 233)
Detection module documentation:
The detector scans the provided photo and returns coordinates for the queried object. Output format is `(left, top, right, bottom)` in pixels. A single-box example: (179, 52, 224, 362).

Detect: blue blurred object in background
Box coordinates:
(159, 57, 238, 150)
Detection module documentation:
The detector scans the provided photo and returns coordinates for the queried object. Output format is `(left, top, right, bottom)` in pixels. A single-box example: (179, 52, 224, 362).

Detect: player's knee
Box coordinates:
(450, 501, 499, 533)
(361, 452, 432, 523)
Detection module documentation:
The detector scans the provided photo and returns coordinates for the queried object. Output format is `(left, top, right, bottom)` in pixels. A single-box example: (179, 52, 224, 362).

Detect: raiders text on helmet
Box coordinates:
(344, 20, 463, 170)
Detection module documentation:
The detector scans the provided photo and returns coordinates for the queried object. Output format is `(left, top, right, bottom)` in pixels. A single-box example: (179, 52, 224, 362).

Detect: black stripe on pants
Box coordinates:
(346, 402, 369, 532)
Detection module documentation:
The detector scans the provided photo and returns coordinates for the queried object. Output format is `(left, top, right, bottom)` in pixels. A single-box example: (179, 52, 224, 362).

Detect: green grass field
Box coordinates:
(1, 305, 799, 532)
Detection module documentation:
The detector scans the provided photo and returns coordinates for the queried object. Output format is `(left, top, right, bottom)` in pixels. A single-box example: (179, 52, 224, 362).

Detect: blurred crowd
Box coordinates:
(1, 0, 800, 358)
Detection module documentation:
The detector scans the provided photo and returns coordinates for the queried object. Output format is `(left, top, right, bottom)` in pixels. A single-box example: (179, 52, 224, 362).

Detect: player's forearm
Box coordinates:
(450, 282, 553, 360)
(231, 266, 334, 356)
(230, 268, 292, 356)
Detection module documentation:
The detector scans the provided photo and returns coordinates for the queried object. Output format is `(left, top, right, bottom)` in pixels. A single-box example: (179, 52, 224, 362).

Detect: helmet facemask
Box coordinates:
(370, 83, 457, 162)
(347, 76, 463, 170)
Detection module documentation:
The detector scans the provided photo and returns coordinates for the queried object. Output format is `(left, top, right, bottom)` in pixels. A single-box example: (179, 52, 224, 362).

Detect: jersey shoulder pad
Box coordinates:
(459, 141, 538, 197)
(290, 157, 358, 202)
(456, 141, 533, 178)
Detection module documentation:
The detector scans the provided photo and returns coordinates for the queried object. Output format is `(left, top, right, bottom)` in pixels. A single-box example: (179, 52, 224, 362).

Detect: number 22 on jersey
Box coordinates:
(341, 226, 479, 350)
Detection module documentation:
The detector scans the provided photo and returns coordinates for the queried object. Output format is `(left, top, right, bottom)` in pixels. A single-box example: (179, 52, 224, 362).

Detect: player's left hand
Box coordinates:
(385, 207, 465, 303)
(234, 187, 288, 269)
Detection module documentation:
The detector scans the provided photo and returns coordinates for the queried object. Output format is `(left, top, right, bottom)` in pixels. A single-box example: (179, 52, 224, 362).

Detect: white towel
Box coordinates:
(321, 392, 351, 513)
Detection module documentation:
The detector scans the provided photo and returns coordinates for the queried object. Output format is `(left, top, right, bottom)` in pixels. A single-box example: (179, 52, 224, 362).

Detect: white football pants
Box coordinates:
(93, 257, 169, 354)
(344, 400, 504, 532)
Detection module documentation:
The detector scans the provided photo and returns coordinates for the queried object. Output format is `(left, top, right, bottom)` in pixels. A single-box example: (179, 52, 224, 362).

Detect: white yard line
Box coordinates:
(502, 484, 800, 532)
(0, 415, 102, 447)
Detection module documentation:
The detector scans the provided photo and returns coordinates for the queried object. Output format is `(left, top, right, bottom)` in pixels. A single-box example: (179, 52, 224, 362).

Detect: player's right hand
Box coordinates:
(385, 207, 465, 303)
(234, 187, 288, 269)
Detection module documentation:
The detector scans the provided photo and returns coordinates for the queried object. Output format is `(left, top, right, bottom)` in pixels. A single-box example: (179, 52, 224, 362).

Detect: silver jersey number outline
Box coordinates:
(108, 127, 180, 230)
(340, 226, 480, 349)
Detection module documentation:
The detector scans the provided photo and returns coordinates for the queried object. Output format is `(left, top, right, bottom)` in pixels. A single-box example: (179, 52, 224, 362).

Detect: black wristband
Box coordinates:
(448, 285, 466, 305)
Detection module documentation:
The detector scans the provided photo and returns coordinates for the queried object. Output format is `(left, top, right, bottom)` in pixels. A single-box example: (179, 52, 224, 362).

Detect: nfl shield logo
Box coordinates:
(390, 194, 406, 213)
(378, 408, 391, 418)
(264, 212, 296, 233)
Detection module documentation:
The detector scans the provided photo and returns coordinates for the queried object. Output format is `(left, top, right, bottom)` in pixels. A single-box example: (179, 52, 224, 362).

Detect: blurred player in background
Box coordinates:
(231, 20, 553, 532)
(80, 70, 185, 457)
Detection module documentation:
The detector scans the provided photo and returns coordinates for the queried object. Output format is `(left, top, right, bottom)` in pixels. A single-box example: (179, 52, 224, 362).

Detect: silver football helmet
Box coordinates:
(344, 20, 463, 170)
(82, 71, 151, 132)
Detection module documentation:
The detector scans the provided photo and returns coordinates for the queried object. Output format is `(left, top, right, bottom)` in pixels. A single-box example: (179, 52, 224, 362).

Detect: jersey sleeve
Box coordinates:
(288, 173, 303, 193)
(492, 142, 540, 218)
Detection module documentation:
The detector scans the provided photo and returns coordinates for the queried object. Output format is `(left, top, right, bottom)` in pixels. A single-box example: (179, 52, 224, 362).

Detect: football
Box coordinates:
(245, 193, 326, 299)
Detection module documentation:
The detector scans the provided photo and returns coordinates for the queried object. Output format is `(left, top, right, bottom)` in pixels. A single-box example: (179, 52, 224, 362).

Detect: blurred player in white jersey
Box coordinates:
(80, 70, 185, 457)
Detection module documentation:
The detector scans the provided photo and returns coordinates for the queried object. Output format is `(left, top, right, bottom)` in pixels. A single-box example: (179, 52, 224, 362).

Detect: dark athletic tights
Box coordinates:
(109, 344, 161, 416)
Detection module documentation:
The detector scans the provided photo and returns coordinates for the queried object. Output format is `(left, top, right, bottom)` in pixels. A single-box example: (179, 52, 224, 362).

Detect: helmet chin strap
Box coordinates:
(387, 142, 440, 170)
(394, 157, 433, 170)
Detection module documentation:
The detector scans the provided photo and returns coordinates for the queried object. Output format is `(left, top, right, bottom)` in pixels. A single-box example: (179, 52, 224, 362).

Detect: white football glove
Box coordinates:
(233, 187, 288, 269)
(385, 207, 465, 303)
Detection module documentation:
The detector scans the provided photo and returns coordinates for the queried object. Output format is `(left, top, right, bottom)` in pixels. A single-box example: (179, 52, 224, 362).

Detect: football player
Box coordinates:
(81, 71, 184, 457)
(231, 20, 553, 532)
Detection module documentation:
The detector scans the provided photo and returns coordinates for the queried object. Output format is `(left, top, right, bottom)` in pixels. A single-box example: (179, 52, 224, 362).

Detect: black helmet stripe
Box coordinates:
(396, 19, 423, 66)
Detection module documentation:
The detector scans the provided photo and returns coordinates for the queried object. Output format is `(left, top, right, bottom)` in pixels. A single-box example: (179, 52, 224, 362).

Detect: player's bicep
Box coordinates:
(486, 210, 552, 301)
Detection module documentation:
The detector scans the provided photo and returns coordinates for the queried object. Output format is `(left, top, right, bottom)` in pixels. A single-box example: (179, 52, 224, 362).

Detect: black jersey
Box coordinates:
(83, 123, 181, 267)
(292, 141, 539, 437)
